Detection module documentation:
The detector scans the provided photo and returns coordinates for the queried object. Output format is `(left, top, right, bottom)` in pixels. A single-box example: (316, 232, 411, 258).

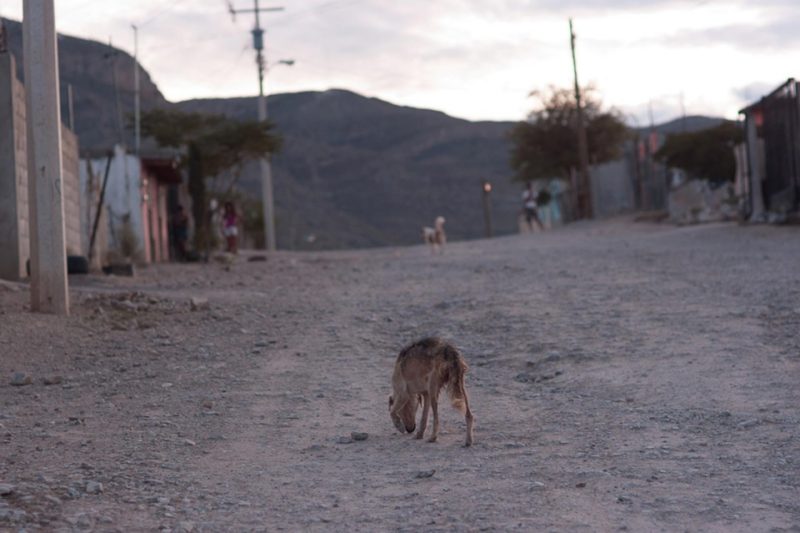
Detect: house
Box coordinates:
(739, 78, 800, 219)
(80, 145, 184, 267)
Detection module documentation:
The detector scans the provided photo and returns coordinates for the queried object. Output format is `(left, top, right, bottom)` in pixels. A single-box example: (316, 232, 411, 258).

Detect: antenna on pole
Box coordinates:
(227, 0, 285, 251)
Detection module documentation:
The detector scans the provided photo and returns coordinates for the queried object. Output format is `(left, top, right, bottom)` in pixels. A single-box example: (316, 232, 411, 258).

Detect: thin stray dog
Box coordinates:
(422, 216, 446, 254)
(389, 337, 474, 446)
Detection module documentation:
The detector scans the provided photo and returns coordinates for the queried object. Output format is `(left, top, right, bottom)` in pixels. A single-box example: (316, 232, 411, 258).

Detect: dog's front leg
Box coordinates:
(415, 393, 430, 439)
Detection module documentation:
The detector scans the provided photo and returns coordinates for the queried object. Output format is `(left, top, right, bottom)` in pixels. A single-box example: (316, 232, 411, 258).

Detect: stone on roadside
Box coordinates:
(111, 299, 139, 312)
(336, 436, 353, 444)
(351, 432, 369, 441)
(10, 372, 32, 386)
(415, 470, 435, 479)
(190, 297, 210, 311)
(70, 512, 93, 529)
(0, 483, 15, 496)
(177, 521, 197, 533)
(42, 375, 63, 386)
(85, 481, 103, 494)
(0, 280, 21, 292)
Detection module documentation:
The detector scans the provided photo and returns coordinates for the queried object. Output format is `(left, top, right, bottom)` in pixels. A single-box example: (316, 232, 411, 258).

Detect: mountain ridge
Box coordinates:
(2, 17, 729, 249)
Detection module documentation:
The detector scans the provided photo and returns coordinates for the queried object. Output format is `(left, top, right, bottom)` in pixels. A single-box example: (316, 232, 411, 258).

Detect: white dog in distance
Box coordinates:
(422, 216, 446, 254)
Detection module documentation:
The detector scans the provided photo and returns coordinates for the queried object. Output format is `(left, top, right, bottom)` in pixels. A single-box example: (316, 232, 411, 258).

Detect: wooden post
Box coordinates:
(22, 0, 69, 314)
(569, 18, 592, 219)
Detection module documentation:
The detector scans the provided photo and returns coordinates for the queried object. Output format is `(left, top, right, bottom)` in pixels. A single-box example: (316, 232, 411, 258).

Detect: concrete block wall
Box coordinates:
(591, 157, 636, 218)
(61, 126, 82, 255)
(0, 52, 28, 280)
(0, 51, 81, 280)
(12, 59, 28, 268)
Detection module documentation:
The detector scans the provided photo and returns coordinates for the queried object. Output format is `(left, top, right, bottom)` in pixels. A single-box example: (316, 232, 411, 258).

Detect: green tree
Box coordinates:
(509, 86, 629, 183)
(654, 122, 743, 184)
(140, 109, 281, 250)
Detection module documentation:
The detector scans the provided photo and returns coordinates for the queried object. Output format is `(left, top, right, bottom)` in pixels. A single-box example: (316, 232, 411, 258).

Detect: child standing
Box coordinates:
(222, 201, 239, 254)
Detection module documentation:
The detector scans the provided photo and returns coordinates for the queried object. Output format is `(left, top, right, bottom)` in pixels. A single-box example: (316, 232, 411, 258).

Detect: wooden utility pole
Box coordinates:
(569, 18, 592, 219)
(228, 0, 284, 251)
(22, 0, 69, 314)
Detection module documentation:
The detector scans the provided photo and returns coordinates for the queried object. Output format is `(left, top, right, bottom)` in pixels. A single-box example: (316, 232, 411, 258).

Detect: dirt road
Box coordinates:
(1, 219, 799, 532)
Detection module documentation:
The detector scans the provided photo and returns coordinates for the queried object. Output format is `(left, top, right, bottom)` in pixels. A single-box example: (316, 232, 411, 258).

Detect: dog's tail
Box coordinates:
(444, 345, 469, 414)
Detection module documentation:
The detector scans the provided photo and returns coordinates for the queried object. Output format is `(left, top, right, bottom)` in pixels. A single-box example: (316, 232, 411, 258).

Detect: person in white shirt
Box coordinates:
(522, 183, 544, 232)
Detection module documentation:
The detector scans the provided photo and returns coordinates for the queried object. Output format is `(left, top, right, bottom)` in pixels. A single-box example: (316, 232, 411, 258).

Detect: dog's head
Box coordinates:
(389, 395, 417, 434)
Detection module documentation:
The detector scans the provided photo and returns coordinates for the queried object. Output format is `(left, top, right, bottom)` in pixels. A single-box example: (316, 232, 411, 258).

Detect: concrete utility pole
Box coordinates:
(569, 18, 592, 219)
(22, 0, 69, 314)
(132, 24, 140, 155)
(228, 0, 284, 251)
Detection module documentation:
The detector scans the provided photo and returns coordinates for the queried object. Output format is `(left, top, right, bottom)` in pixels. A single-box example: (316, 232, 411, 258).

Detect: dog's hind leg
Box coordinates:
(462, 383, 474, 447)
(415, 393, 430, 440)
(428, 387, 440, 443)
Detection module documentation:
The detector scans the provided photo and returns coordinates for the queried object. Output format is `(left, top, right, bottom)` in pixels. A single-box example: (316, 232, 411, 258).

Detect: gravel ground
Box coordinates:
(1, 218, 799, 532)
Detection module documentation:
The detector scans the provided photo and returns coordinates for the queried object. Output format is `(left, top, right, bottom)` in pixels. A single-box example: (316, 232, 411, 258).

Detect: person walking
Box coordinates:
(522, 182, 544, 232)
(173, 205, 189, 261)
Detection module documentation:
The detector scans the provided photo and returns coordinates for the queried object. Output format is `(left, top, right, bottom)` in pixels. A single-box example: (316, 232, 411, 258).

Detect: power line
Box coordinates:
(270, 0, 365, 24)
(138, 0, 191, 28)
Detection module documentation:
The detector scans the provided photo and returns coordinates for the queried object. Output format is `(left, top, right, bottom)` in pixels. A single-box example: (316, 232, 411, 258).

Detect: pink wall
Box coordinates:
(140, 168, 170, 263)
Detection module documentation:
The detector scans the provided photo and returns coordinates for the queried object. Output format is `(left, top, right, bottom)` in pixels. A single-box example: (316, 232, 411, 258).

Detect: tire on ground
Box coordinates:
(67, 255, 89, 275)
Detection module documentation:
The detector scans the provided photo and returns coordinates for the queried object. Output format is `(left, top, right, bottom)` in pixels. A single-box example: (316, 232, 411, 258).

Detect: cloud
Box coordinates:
(661, 17, 800, 50)
(732, 81, 784, 105)
(1, 0, 797, 122)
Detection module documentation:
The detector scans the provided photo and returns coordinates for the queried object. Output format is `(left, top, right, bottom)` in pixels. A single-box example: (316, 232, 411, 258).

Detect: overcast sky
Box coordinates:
(1, 0, 796, 124)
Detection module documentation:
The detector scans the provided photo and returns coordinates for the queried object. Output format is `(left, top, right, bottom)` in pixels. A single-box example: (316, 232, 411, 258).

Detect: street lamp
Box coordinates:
(482, 180, 493, 238)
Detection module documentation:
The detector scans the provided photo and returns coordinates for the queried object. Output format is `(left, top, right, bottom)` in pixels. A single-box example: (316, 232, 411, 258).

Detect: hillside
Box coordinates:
(638, 115, 728, 135)
(3, 18, 167, 151)
(3, 17, 522, 249)
(178, 91, 519, 248)
(2, 16, 730, 250)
